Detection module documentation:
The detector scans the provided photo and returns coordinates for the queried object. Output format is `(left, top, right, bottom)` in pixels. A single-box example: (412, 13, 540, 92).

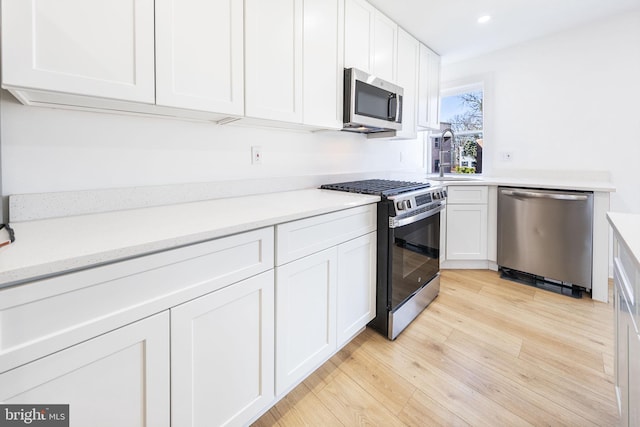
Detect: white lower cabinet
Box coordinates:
(612, 223, 640, 427)
(337, 232, 376, 347)
(615, 272, 638, 427)
(445, 186, 489, 262)
(274, 205, 376, 396)
(171, 270, 275, 427)
(0, 312, 170, 427)
(0, 205, 378, 425)
(0, 227, 274, 427)
(629, 331, 640, 427)
(275, 248, 338, 395)
(446, 204, 488, 260)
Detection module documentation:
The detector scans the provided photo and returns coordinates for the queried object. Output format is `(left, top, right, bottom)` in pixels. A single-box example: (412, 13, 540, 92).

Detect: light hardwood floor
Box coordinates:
(253, 269, 618, 426)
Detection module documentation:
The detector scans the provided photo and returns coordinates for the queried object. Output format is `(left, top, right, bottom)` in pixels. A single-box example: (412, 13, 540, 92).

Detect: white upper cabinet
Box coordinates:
(244, 0, 303, 123)
(155, 0, 244, 115)
(2, 0, 430, 130)
(417, 44, 442, 130)
(245, 0, 343, 128)
(344, 0, 397, 83)
(372, 11, 398, 83)
(344, 0, 374, 74)
(302, 0, 344, 129)
(1, 0, 155, 104)
(395, 28, 420, 139)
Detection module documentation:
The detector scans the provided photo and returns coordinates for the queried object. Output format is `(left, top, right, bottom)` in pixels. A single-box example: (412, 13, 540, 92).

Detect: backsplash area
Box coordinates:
(0, 90, 426, 201)
(8, 172, 391, 222)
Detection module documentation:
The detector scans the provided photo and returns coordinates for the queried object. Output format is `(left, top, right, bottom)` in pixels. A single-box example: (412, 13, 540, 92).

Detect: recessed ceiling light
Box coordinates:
(478, 15, 491, 24)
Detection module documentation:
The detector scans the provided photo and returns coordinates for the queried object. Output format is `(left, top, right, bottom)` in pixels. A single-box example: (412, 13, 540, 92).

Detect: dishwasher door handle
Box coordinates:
(501, 189, 589, 201)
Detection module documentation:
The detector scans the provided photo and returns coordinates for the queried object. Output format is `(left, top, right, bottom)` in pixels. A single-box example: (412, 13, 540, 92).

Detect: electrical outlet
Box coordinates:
(251, 146, 262, 165)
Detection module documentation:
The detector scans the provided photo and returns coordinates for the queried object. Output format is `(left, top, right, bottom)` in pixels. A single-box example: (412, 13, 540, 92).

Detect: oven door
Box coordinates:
(389, 209, 440, 311)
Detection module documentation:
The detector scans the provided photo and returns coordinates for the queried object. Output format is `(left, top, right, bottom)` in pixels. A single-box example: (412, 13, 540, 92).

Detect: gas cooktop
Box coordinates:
(320, 179, 431, 197)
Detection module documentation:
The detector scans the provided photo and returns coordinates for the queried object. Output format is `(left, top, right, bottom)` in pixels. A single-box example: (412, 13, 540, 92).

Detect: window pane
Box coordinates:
(431, 90, 483, 174)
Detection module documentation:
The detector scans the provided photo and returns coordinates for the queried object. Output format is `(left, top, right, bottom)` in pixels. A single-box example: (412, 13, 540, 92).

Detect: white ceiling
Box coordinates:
(367, 0, 640, 63)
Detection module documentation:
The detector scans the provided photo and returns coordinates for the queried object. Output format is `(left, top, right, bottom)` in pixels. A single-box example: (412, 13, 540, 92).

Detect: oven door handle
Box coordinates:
(389, 204, 444, 228)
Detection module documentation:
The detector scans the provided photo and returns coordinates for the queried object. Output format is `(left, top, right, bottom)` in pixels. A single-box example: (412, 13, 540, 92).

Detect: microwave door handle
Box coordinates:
(388, 95, 397, 120)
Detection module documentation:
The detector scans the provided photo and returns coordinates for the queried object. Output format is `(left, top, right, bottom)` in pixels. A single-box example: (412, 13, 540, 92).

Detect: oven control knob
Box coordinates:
(404, 200, 412, 209)
(396, 201, 404, 211)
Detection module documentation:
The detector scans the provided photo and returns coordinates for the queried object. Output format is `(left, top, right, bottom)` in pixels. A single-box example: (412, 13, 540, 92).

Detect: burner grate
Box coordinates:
(320, 179, 430, 196)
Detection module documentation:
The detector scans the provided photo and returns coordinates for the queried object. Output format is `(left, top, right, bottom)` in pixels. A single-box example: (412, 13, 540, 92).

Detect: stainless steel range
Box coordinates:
(320, 179, 447, 339)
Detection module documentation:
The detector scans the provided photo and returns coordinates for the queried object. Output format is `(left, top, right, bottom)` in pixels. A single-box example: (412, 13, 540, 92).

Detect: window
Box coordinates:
(430, 84, 484, 175)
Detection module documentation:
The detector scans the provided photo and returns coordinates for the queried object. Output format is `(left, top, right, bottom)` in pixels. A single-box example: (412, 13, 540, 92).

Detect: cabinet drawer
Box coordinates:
(615, 260, 637, 333)
(447, 185, 488, 204)
(0, 227, 274, 373)
(615, 238, 640, 307)
(614, 235, 640, 331)
(276, 205, 376, 265)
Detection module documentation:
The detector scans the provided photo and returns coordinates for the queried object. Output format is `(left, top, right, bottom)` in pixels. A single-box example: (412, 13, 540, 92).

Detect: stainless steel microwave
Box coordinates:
(343, 67, 403, 137)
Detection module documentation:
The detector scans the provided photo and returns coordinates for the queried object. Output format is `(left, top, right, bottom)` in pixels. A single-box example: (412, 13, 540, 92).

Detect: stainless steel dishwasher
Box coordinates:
(497, 187, 593, 291)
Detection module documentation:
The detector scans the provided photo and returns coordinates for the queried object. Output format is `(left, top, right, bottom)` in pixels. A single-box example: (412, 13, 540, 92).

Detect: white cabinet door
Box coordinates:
(171, 271, 275, 427)
(276, 248, 337, 395)
(446, 204, 488, 260)
(344, 0, 397, 83)
(302, 0, 344, 129)
(155, 0, 243, 115)
(615, 279, 627, 422)
(245, 0, 303, 123)
(0, 312, 169, 427)
(614, 255, 640, 427)
(395, 28, 420, 139)
(629, 331, 640, 427)
(337, 232, 376, 347)
(417, 44, 441, 130)
(1, 0, 155, 103)
(372, 11, 397, 83)
(344, 0, 374, 74)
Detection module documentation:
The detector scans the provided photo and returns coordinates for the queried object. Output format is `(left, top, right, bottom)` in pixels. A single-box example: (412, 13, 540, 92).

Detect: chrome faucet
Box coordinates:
(439, 128, 454, 177)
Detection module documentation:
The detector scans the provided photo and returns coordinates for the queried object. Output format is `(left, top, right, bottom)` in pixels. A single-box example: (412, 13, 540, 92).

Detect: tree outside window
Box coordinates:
(431, 89, 484, 174)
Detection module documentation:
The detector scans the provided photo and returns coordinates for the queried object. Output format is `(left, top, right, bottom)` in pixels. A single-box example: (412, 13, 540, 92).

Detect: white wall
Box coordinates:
(0, 91, 425, 198)
(442, 10, 640, 214)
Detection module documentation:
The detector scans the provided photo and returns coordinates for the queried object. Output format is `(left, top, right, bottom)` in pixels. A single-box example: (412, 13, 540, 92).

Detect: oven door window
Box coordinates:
(390, 213, 440, 310)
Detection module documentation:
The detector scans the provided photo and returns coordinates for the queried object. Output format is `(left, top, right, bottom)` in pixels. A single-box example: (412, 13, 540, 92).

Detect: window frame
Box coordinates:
(428, 73, 493, 175)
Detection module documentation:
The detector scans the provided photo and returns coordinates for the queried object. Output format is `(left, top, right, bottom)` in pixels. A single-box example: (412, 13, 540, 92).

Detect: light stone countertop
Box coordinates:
(608, 212, 640, 267)
(0, 189, 380, 289)
(419, 174, 616, 192)
(0, 170, 616, 291)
